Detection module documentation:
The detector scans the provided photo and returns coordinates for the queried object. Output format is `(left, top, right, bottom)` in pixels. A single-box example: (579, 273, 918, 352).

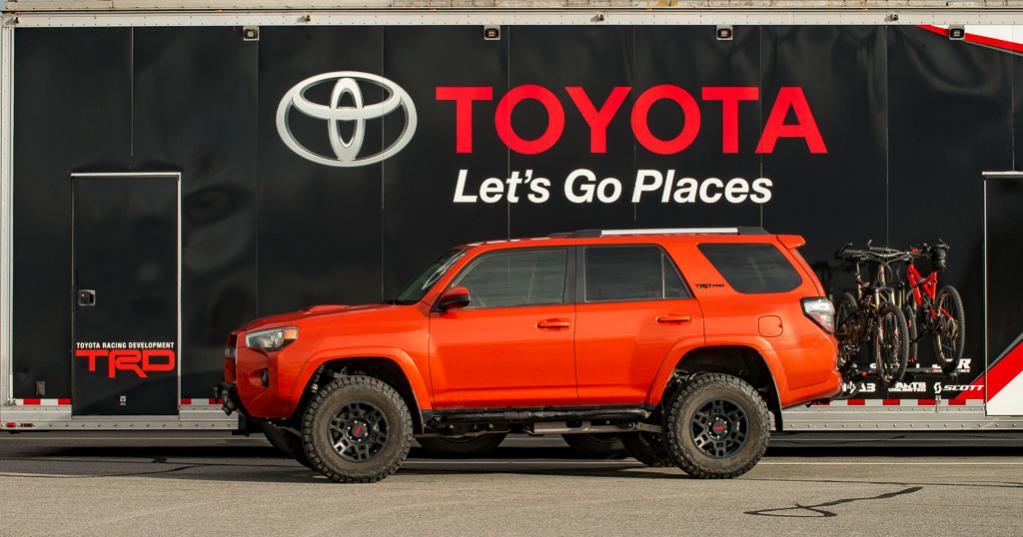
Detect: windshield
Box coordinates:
(391, 248, 467, 305)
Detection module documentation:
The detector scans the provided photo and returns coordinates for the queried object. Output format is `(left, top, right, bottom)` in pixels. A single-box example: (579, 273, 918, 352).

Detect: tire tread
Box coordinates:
(300, 375, 412, 484)
(664, 373, 771, 479)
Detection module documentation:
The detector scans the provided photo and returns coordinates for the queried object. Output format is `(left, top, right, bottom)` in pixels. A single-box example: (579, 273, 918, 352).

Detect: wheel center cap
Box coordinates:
(710, 417, 729, 438)
(350, 421, 367, 440)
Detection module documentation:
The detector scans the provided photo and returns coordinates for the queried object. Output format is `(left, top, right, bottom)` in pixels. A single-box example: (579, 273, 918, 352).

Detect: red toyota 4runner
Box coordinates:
(218, 227, 841, 482)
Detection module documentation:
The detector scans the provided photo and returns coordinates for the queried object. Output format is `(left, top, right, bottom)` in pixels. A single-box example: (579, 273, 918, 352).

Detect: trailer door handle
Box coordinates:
(657, 314, 691, 324)
(77, 289, 96, 307)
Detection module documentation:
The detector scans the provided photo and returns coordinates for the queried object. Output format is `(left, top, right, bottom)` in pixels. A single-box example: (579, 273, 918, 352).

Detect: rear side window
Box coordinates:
(451, 248, 568, 309)
(698, 243, 802, 294)
(584, 245, 690, 302)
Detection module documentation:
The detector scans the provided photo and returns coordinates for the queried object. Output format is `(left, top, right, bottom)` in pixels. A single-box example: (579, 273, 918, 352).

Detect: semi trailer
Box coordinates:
(1, 0, 1022, 433)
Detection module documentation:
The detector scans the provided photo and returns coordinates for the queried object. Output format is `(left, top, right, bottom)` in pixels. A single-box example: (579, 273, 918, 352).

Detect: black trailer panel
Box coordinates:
(1, 15, 1022, 426)
(72, 173, 178, 416)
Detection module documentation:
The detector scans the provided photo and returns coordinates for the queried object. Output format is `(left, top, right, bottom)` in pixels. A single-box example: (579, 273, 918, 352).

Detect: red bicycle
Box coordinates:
(899, 242, 966, 373)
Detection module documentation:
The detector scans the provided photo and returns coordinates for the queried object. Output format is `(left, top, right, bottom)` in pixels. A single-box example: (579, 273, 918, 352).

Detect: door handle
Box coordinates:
(656, 314, 691, 324)
(77, 289, 96, 307)
(537, 318, 571, 329)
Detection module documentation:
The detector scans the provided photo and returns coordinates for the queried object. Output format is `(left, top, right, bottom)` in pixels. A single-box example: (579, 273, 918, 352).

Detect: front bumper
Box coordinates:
(214, 382, 248, 418)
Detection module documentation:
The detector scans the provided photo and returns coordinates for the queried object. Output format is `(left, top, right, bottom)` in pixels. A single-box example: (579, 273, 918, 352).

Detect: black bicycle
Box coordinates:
(834, 244, 912, 386)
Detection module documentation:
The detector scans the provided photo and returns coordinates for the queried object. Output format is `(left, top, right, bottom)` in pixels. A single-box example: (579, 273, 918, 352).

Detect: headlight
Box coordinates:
(801, 297, 835, 333)
(245, 327, 299, 351)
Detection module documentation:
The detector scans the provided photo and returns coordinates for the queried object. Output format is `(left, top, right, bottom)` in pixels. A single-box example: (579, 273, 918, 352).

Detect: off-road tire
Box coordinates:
(621, 432, 673, 467)
(562, 433, 625, 459)
(417, 433, 506, 457)
(934, 285, 966, 372)
(260, 421, 314, 469)
(301, 375, 412, 483)
(664, 374, 771, 479)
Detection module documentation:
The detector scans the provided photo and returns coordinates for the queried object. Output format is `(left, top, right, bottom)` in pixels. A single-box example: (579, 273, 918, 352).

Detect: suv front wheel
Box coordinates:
(664, 373, 770, 479)
(301, 375, 413, 483)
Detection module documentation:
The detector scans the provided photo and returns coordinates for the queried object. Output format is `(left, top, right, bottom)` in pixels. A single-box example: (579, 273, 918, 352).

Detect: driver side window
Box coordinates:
(451, 248, 568, 309)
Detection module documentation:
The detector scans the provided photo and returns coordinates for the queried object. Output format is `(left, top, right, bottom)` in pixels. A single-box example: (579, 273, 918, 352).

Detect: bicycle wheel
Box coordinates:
(903, 302, 919, 366)
(834, 292, 861, 372)
(873, 302, 909, 385)
(933, 285, 966, 372)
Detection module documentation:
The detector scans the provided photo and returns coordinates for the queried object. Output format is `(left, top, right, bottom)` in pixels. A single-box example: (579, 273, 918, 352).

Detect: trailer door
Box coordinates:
(984, 171, 1023, 416)
(71, 173, 180, 416)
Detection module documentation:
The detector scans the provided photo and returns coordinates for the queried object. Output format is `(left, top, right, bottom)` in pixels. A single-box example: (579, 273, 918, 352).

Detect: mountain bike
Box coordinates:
(899, 242, 965, 374)
(834, 244, 911, 386)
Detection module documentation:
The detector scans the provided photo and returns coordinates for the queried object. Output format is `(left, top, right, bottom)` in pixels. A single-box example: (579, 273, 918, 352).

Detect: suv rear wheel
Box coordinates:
(664, 373, 770, 479)
(301, 375, 413, 483)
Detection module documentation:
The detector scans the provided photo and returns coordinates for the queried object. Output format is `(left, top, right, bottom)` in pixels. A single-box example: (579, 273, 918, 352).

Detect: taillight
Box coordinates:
(801, 297, 835, 333)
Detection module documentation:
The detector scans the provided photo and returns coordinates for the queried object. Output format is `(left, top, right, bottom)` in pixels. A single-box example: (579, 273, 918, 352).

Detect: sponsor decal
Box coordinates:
(279, 75, 829, 206)
(276, 71, 417, 167)
(843, 381, 878, 394)
(888, 381, 928, 393)
(439, 84, 824, 205)
(436, 85, 826, 155)
(75, 341, 176, 379)
(934, 382, 984, 395)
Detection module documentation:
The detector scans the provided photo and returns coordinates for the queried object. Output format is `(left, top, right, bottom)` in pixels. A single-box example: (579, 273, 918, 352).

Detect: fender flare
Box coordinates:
(644, 337, 790, 409)
(283, 347, 432, 419)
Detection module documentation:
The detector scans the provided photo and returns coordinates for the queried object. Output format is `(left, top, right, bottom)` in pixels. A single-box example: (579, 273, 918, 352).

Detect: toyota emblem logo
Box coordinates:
(276, 71, 418, 167)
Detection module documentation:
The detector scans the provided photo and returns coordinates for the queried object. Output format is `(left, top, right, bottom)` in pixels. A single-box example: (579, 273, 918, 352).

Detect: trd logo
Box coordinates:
(76, 349, 175, 379)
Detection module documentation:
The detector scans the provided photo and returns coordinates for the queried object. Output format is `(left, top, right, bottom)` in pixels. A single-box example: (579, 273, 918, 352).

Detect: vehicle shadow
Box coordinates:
(1, 433, 1021, 485)
(0, 444, 686, 483)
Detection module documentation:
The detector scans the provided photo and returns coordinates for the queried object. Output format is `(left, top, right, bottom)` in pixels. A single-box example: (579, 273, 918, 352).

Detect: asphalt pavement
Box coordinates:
(0, 431, 1021, 537)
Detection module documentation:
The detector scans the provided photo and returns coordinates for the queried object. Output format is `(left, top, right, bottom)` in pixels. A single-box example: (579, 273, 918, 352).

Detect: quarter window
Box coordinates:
(451, 248, 568, 309)
(584, 246, 690, 302)
(698, 243, 802, 294)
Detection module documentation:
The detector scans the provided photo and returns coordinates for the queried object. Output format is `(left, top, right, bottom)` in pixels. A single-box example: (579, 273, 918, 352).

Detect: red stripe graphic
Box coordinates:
(919, 25, 1023, 54)
(985, 340, 1023, 400)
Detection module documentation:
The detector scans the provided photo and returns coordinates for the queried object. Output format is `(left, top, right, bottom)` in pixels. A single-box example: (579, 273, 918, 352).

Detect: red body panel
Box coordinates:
(228, 232, 841, 421)
(429, 303, 578, 407)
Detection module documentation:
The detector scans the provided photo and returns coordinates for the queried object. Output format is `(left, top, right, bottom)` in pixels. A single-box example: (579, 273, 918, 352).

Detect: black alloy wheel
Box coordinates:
(329, 401, 390, 463)
(690, 399, 748, 459)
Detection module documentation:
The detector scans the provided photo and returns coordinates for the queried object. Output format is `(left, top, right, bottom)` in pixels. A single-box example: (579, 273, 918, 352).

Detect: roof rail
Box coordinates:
(548, 227, 768, 239)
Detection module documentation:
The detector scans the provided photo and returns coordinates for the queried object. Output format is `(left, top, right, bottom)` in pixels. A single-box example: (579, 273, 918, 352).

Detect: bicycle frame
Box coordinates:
(905, 260, 951, 323)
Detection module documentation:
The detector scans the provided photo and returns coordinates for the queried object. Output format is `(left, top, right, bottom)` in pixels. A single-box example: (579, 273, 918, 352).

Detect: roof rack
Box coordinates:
(548, 227, 768, 239)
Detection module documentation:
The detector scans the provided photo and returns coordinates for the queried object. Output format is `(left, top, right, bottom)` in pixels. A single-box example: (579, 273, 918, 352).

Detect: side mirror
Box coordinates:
(437, 286, 471, 311)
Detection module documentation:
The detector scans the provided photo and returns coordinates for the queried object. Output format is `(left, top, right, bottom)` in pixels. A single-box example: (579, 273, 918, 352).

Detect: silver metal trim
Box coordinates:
(68, 171, 182, 417)
(0, 26, 12, 407)
(0, 404, 236, 430)
(782, 407, 1023, 430)
(983, 172, 989, 409)
(981, 170, 1023, 178)
(9, 9, 1023, 27)
(980, 170, 1023, 416)
(601, 227, 740, 236)
(9, 0, 1023, 10)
